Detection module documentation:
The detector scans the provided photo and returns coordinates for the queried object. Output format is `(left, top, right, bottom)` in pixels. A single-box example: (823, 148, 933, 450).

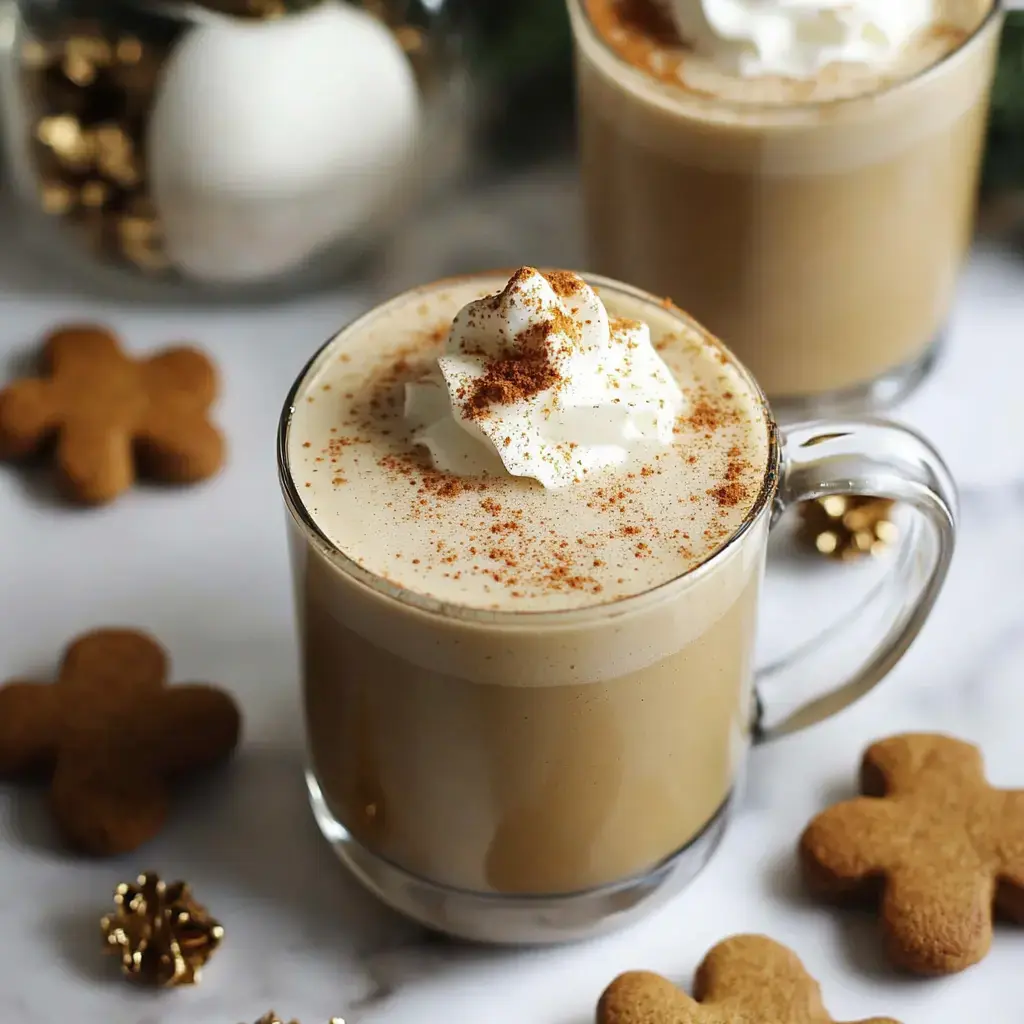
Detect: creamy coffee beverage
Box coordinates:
(284, 268, 772, 896)
(570, 0, 1001, 404)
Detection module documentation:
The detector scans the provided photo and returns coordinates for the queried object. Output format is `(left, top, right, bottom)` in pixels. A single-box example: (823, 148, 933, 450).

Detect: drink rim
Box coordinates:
(567, 0, 1004, 116)
(277, 272, 782, 627)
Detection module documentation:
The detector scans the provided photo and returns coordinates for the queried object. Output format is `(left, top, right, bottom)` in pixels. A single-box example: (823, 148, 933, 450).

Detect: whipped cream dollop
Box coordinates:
(404, 268, 685, 489)
(660, 0, 934, 78)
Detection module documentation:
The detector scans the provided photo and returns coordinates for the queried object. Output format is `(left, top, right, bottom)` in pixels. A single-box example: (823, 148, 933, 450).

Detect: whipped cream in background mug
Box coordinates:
(280, 266, 959, 943)
(657, 0, 936, 77)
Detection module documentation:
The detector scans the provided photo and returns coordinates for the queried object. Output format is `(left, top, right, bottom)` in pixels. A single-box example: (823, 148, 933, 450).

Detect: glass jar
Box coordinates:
(0, 0, 467, 300)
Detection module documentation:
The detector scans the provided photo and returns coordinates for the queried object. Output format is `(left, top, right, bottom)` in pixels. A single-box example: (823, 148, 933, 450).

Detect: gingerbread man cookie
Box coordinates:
(800, 733, 1024, 975)
(0, 628, 241, 855)
(0, 324, 224, 503)
(598, 934, 899, 1024)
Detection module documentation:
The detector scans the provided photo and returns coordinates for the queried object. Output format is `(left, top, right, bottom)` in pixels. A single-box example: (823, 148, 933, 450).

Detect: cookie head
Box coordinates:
(597, 934, 900, 1024)
(800, 732, 1024, 975)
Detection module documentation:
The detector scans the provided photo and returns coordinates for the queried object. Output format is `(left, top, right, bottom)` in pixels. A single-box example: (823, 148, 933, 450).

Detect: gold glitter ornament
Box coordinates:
(40, 181, 76, 215)
(101, 872, 224, 987)
(36, 115, 94, 171)
(22, 22, 171, 275)
(797, 496, 897, 561)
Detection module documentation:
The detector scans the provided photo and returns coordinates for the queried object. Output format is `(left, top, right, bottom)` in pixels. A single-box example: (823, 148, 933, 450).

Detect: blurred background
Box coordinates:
(0, 0, 1017, 305)
(0, 0, 578, 300)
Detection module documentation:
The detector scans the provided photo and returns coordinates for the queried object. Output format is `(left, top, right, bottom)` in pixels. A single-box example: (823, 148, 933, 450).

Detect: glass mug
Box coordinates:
(278, 272, 957, 944)
(567, 0, 1004, 419)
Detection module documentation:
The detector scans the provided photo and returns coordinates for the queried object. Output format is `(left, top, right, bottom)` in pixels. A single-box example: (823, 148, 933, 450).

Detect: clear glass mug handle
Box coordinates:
(754, 420, 958, 741)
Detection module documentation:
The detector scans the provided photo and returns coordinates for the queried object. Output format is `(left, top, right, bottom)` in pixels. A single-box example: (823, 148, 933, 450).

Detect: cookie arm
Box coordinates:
(135, 347, 224, 484)
(144, 685, 242, 776)
(0, 380, 61, 459)
(800, 797, 904, 899)
(141, 348, 219, 408)
(0, 682, 62, 777)
(134, 406, 225, 485)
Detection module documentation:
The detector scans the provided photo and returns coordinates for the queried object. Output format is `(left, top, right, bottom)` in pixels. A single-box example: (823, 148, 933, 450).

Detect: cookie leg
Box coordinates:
(50, 754, 169, 856)
(57, 421, 135, 504)
(881, 868, 994, 974)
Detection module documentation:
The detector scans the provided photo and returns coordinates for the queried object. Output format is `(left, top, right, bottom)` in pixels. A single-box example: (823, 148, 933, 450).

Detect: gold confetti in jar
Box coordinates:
(0, 0, 467, 298)
(797, 495, 898, 562)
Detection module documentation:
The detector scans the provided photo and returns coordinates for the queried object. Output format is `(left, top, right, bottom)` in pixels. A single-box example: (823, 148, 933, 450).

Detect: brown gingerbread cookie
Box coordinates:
(800, 733, 1024, 975)
(598, 934, 899, 1024)
(0, 324, 225, 504)
(0, 628, 241, 855)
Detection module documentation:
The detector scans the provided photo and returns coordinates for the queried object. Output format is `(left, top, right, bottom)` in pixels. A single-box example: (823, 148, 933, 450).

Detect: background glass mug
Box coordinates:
(278, 273, 957, 945)
(568, 0, 1004, 419)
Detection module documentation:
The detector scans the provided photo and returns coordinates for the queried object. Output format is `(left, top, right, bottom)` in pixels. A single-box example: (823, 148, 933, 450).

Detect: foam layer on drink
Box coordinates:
(584, 0, 993, 108)
(287, 273, 771, 612)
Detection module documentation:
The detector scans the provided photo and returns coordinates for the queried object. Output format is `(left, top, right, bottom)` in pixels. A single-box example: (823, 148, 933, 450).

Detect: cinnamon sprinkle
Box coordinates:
(463, 355, 561, 419)
(686, 398, 722, 431)
(709, 481, 747, 508)
(293, 272, 768, 605)
(610, 316, 643, 334)
(585, 0, 688, 86)
(459, 310, 582, 420)
(543, 270, 586, 297)
(708, 454, 751, 508)
(437, 479, 466, 498)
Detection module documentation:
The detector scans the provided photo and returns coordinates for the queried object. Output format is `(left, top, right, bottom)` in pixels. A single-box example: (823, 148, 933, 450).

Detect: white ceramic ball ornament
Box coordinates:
(147, 0, 420, 286)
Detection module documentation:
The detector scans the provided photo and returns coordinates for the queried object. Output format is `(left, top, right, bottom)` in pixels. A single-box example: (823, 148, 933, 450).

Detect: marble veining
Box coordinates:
(1, 177, 1024, 1022)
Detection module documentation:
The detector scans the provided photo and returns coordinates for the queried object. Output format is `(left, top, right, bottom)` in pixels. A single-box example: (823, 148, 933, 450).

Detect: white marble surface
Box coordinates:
(1, 172, 1024, 1024)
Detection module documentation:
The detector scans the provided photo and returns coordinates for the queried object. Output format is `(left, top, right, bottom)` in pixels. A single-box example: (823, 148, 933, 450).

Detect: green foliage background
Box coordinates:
(456, 0, 572, 86)
(984, 13, 1024, 192)
(450, 2, 1024, 185)
(452, 0, 574, 163)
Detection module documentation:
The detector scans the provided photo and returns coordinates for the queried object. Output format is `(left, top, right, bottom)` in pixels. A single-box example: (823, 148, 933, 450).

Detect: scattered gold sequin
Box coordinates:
(101, 872, 224, 987)
(797, 496, 897, 561)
